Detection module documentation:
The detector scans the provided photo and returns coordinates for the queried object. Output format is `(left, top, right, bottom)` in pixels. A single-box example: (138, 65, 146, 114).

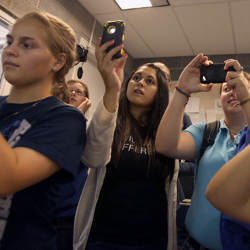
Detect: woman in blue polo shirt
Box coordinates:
(155, 54, 247, 250)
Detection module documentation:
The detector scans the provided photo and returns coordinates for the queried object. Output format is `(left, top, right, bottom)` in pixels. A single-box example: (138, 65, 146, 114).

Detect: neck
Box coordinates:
(7, 80, 53, 103)
(224, 111, 246, 134)
(129, 104, 150, 124)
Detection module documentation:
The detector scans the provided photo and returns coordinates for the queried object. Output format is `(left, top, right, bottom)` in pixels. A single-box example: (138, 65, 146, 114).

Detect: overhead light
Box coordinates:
(115, 0, 152, 10)
(114, 0, 170, 10)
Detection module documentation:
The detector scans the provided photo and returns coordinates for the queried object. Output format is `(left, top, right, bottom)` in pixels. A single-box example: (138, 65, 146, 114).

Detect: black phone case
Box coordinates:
(101, 20, 125, 59)
(200, 64, 235, 84)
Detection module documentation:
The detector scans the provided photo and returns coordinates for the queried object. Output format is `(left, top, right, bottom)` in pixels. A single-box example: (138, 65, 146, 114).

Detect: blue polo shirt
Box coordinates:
(184, 119, 241, 250)
(220, 126, 250, 250)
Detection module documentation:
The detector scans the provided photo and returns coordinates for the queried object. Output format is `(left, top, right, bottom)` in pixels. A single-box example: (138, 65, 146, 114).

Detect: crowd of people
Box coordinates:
(0, 10, 249, 250)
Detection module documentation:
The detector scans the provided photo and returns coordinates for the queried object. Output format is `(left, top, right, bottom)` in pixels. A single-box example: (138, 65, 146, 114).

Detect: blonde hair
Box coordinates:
(52, 82, 70, 103)
(16, 12, 77, 84)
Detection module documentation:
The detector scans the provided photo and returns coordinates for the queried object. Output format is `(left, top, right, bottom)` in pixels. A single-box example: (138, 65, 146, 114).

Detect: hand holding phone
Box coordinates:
(101, 20, 125, 59)
(200, 63, 236, 84)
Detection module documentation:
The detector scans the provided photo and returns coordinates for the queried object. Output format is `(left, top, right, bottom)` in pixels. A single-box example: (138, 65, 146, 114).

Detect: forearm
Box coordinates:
(82, 99, 117, 168)
(206, 145, 250, 223)
(155, 89, 187, 157)
(103, 87, 120, 113)
(0, 134, 18, 192)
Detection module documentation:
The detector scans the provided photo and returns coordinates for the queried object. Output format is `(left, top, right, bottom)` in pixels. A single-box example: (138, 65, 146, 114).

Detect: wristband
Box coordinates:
(175, 86, 190, 99)
(240, 96, 250, 106)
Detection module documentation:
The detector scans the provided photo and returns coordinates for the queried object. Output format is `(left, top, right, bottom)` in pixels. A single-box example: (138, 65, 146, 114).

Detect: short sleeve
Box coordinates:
(15, 107, 86, 177)
(183, 122, 206, 160)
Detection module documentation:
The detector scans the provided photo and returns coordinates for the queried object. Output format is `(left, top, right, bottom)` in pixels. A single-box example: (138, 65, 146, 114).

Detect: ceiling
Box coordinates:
(78, 0, 250, 59)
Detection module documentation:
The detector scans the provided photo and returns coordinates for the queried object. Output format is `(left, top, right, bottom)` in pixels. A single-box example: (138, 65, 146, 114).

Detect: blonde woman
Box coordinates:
(0, 12, 86, 250)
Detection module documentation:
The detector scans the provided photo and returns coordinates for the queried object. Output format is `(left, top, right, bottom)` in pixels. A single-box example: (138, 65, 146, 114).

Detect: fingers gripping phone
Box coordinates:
(101, 20, 125, 59)
(200, 64, 236, 84)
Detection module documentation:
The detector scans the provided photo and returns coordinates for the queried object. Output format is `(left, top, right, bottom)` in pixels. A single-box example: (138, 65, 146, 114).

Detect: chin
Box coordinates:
(231, 106, 242, 113)
(70, 101, 78, 107)
(4, 77, 19, 86)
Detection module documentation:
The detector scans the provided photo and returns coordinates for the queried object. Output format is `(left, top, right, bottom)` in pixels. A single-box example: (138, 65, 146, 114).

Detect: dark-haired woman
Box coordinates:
(73, 38, 174, 250)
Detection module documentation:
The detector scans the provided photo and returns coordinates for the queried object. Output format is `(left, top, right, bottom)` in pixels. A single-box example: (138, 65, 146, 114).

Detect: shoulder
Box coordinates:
(184, 122, 206, 156)
(184, 122, 205, 135)
(37, 96, 86, 125)
(19, 97, 86, 148)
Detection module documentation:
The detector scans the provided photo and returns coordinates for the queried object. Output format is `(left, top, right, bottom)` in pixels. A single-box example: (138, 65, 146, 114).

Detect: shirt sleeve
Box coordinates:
(15, 107, 86, 177)
(82, 99, 117, 168)
(183, 122, 205, 160)
(238, 125, 250, 152)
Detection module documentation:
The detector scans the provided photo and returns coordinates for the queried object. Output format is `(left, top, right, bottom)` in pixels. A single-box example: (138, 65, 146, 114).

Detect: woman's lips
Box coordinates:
(3, 61, 19, 68)
(134, 89, 144, 95)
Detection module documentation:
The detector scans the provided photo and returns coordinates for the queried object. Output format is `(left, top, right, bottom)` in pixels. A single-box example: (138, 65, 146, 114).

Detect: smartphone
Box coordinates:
(101, 20, 125, 59)
(200, 64, 235, 84)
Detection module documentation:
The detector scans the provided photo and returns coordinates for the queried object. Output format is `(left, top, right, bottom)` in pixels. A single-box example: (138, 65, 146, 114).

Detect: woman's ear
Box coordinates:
(53, 53, 66, 72)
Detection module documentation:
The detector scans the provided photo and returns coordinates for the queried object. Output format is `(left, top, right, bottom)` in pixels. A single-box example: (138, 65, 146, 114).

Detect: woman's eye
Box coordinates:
(132, 74, 141, 82)
(5, 40, 12, 47)
(76, 90, 84, 96)
(146, 78, 154, 85)
(22, 43, 32, 49)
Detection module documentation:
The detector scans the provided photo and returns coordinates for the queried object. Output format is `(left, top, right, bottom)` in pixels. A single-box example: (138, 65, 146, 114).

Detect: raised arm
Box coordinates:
(155, 53, 212, 160)
(223, 59, 250, 127)
(82, 38, 127, 168)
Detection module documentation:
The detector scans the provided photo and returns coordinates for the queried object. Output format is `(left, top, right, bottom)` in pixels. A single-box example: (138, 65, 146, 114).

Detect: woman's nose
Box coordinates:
(136, 79, 145, 87)
(229, 88, 235, 96)
(4, 43, 19, 57)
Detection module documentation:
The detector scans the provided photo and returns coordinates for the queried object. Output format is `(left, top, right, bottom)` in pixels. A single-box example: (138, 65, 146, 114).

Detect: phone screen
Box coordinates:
(200, 64, 235, 84)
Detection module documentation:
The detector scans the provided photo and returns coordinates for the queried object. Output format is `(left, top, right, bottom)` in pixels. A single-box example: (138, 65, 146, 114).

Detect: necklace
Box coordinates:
(224, 120, 239, 141)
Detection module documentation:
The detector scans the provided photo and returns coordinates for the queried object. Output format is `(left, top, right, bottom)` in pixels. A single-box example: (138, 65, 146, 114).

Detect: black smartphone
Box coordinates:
(101, 20, 125, 59)
(200, 64, 235, 84)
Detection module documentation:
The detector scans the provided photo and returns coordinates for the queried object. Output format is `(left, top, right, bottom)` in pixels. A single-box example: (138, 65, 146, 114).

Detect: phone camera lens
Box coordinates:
(108, 26, 116, 34)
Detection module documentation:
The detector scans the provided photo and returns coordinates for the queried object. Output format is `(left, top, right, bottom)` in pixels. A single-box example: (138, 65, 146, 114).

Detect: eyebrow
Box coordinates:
(6, 34, 35, 42)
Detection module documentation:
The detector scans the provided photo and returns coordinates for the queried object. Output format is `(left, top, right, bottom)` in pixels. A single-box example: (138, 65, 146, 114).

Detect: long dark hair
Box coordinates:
(111, 63, 174, 180)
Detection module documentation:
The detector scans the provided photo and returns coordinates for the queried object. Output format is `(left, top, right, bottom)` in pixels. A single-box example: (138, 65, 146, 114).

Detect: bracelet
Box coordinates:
(175, 86, 191, 99)
(240, 96, 250, 106)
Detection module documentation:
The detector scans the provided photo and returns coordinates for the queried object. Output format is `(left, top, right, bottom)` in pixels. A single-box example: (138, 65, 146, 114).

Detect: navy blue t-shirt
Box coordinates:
(0, 96, 86, 250)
